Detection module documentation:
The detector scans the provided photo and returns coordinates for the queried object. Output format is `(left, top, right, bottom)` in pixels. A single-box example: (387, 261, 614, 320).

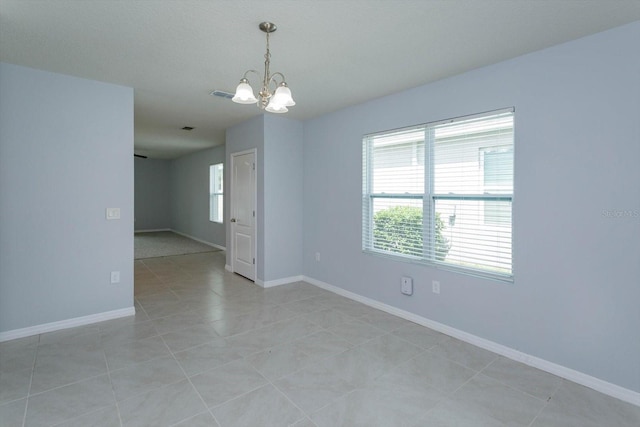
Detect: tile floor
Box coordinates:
(1, 251, 639, 426)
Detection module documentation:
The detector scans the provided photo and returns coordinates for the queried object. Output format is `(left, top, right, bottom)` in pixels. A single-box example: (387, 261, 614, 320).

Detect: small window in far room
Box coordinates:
(209, 163, 223, 223)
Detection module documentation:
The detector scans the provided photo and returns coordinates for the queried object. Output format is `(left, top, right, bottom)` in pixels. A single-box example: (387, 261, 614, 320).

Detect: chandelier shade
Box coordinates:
(231, 80, 258, 104)
(271, 83, 295, 107)
(232, 22, 295, 113)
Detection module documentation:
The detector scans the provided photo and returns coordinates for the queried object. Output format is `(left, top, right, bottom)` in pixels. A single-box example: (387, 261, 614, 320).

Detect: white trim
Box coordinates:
(0, 306, 136, 342)
(255, 275, 304, 288)
(225, 264, 233, 272)
(170, 229, 226, 251)
(302, 275, 640, 407)
(134, 228, 171, 233)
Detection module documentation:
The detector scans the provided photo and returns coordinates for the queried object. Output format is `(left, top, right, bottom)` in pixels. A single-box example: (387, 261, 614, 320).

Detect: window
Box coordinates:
(209, 163, 223, 223)
(362, 109, 514, 281)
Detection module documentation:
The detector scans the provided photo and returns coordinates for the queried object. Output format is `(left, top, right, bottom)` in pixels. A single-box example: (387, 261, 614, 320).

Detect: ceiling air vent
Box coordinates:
(210, 90, 234, 99)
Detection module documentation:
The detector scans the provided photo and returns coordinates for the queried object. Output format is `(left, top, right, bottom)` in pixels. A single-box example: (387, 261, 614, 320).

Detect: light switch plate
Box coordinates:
(106, 208, 120, 220)
(110, 271, 120, 283)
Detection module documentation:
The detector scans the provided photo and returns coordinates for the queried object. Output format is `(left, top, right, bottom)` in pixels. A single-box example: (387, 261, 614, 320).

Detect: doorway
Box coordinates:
(229, 149, 257, 281)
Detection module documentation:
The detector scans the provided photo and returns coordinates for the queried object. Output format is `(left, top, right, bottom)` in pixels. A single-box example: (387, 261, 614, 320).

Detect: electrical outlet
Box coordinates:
(401, 276, 413, 295)
(432, 280, 440, 294)
(110, 271, 120, 284)
(315, 252, 321, 262)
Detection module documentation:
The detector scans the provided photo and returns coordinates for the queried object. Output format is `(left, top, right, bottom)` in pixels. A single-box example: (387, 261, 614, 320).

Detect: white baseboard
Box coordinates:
(170, 229, 226, 251)
(302, 275, 640, 408)
(255, 275, 304, 288)
(134, 228, 171, 233)
(0, 306, 136, 343)
(225, 264, 232, 272)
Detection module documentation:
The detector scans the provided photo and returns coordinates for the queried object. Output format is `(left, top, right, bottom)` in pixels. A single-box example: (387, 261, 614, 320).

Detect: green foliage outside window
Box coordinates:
(373, 206, 450, 261)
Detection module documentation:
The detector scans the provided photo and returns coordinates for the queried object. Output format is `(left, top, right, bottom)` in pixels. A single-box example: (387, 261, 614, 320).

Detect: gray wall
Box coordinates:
(0, 62, 134, 333)
(134, 157, 171, 231)
(263, 115, 304, 281)
(224, 115, 304, 284)
(170, 145, 226, 248)
(302, 22, 640, 393)
(225, 115, 265, 276)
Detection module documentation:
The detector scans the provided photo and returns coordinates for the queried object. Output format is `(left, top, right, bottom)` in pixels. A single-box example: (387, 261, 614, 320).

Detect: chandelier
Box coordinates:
(232, 22, 295, 113)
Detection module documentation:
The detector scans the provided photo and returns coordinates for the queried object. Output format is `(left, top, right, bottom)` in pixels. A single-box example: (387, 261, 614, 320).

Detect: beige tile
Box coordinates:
(172, 411, 220, 426)
(160, 323, 220, 352)
(301, 308, 357, 329)
(225, 318, 321, 356)
(482, 356, 562, 400)
(358, 310, 413, 332)
(104, 335, 169, 371)
(53, 406, 121, 427)
(30, 344, 107, 394)
(190, 360, 267, 408)
(391, 323, 448, 349)
(275, 347, 389, 414)
(0, 368, 32, 404)
(0, 398, 27, 427)
(279, 296, 330, 314)
(445, 374, 546, 426)
(292, 330, 352, 360)
(327, 319, 387, 345)
(392, 351, 476, 394)
(290, 418, 318, 427)
(531, 380, 640, 427)
(415, 398, 510, 427)
(0, 335, 39, 350)
(360, 333, 423, 365)
(209, 305, 297, 337)
(212, 384, 304, 427)
(25, 375, 115, 427)
(38, 325, 100, 345)
(109, 356, 186, 401)
(311, 386, 432, 427)
(245, 341, 318, 381)
(118, 379, 206, 427)
(0, 340, 38, 372)
(312, 358, 445, 426)
(99, 320, 159, 346)
(151, 310, 205, 335)
(429, 337, 498, 371)
(174, 339, 243, 376)
(324, 298, 380, 318)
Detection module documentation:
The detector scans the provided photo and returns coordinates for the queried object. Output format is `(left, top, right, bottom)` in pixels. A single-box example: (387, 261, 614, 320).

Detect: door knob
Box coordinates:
(230, 218, 236, 222)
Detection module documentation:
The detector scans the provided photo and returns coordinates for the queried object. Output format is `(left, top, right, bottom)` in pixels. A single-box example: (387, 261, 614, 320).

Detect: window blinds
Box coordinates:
(362, 108, 514, 280)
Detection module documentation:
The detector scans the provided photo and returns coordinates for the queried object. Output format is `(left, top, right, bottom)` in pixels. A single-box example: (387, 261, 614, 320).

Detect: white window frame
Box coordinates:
(362, 108, 514, 282)
(209, 163, 223, 223)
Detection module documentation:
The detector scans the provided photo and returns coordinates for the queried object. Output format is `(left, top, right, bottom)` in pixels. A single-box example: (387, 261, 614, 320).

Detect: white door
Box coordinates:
(230, 150, 256, 281)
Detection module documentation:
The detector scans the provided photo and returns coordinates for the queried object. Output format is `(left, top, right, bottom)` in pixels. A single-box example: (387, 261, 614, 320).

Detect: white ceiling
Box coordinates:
(2, 1, 639, 159)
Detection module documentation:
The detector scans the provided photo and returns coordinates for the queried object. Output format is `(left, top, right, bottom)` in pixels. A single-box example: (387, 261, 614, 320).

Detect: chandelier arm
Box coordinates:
(241, 69, 260, 82)
(268, 72, 287, 86)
